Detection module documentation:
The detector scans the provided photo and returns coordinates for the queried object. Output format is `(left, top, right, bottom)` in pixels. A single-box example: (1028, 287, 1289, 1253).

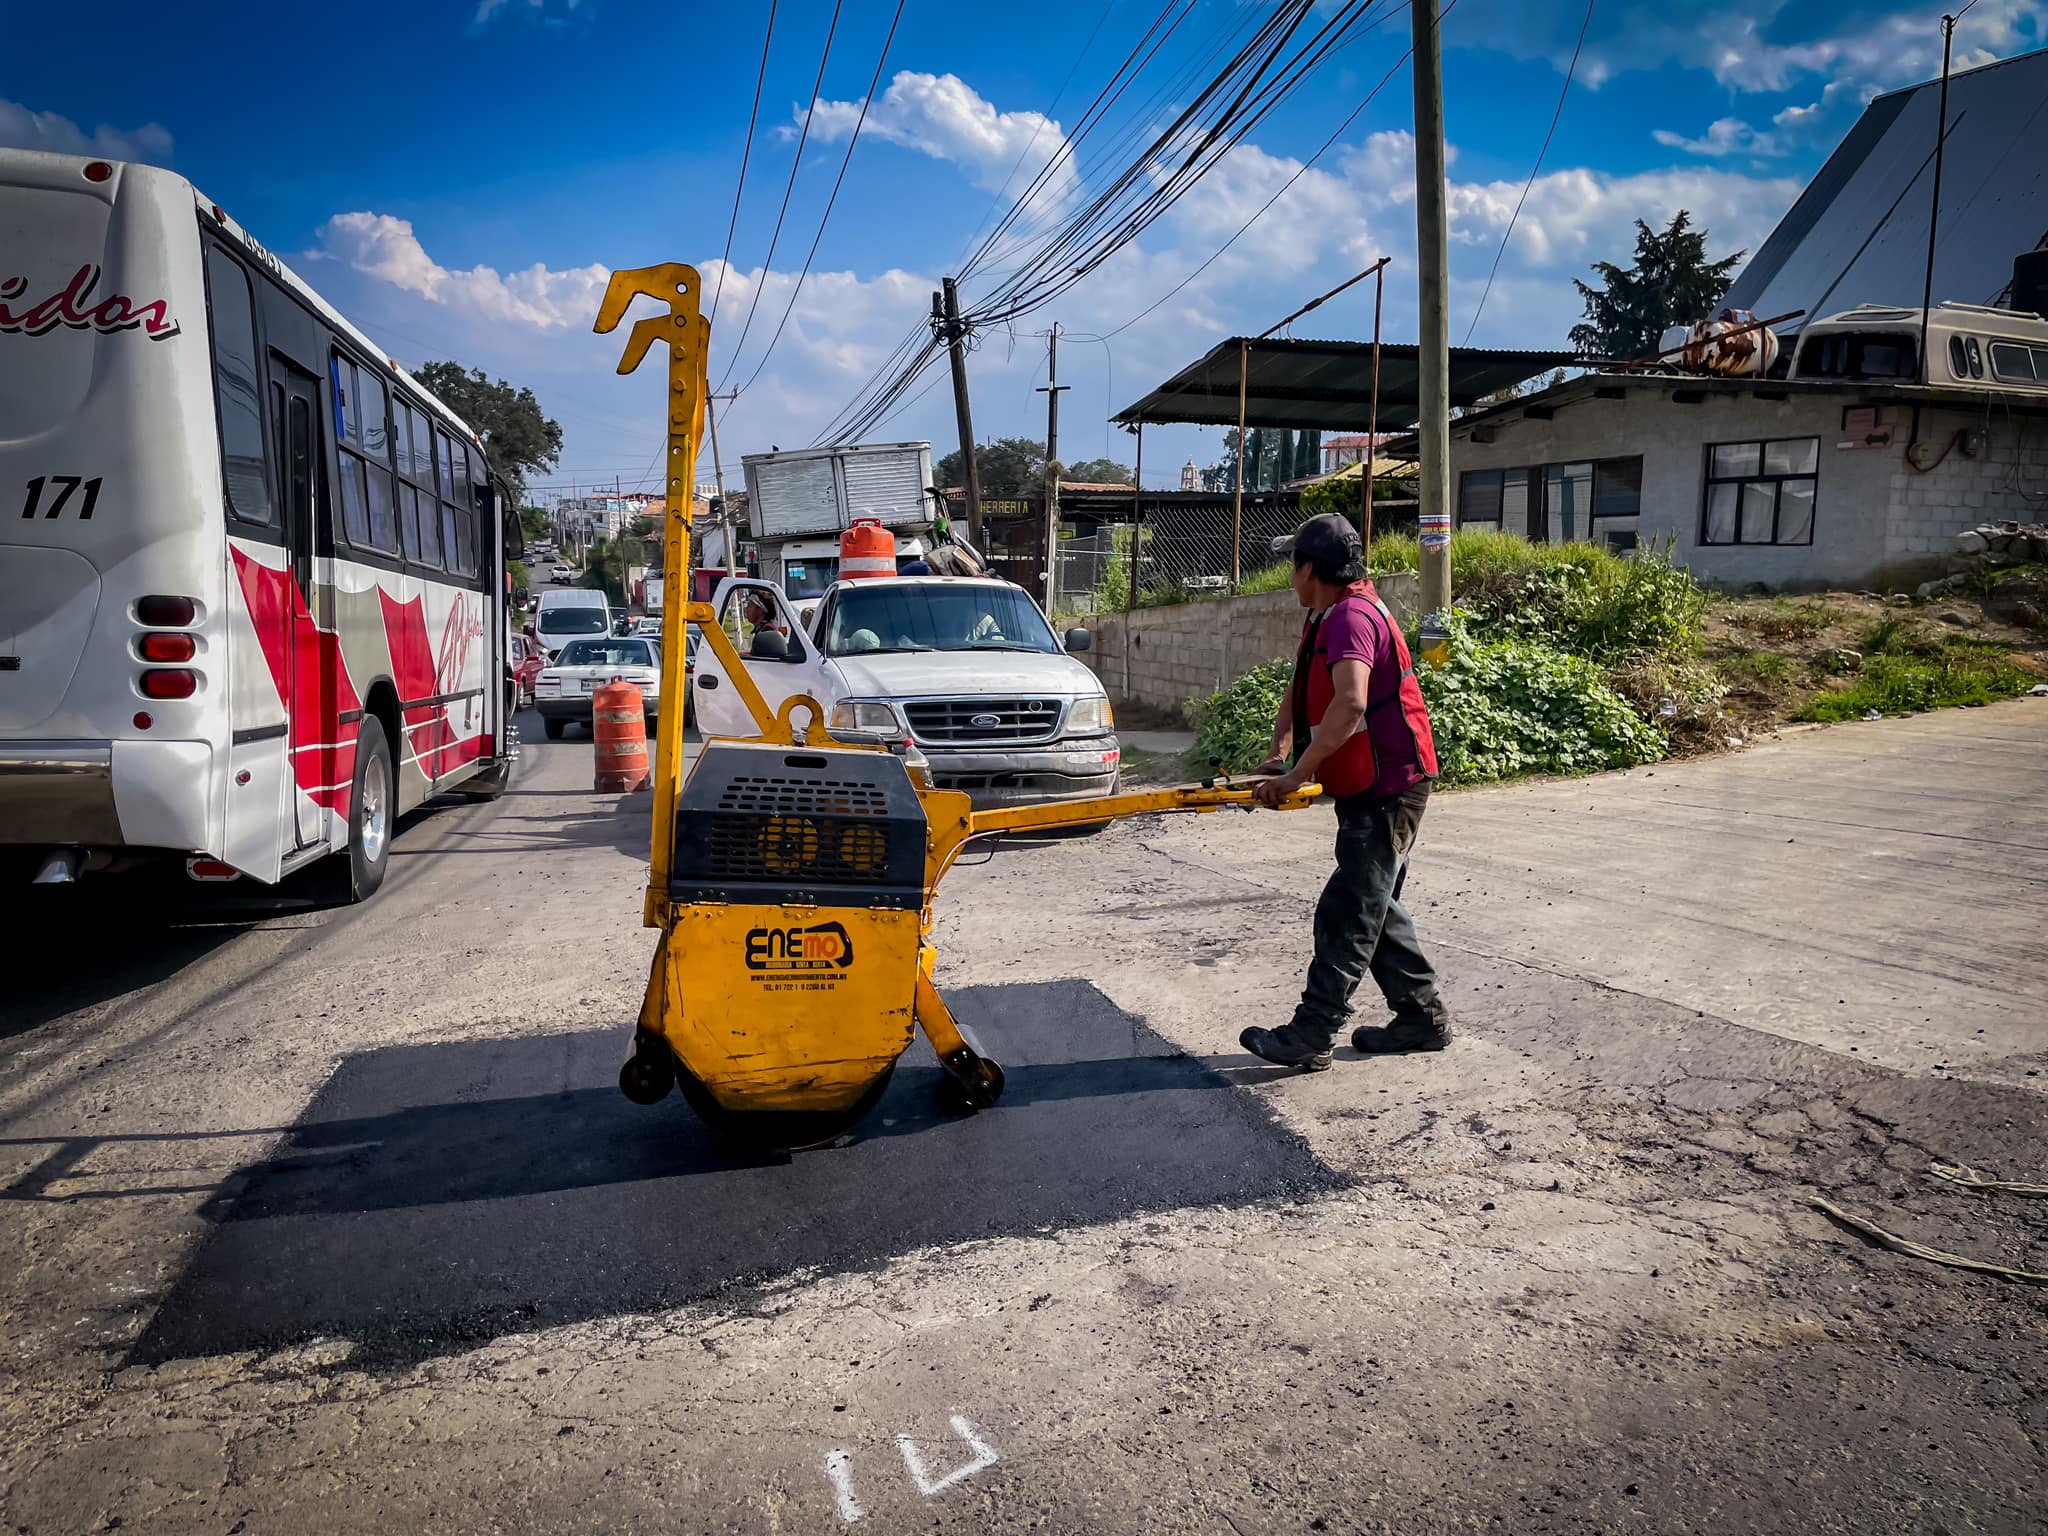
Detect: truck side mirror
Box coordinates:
(1063, 628, 1092, 653)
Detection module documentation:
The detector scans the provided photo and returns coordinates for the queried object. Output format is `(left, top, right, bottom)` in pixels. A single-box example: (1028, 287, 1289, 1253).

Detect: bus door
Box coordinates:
(274, 359, 325, 848)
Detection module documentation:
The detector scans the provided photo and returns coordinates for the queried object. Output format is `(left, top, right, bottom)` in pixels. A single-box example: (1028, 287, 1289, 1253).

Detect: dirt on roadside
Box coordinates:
(1693, 567, 2048, 751)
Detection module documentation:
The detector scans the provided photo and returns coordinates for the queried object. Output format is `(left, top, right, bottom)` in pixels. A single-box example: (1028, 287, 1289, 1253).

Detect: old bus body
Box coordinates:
(0, 149, 519, 900)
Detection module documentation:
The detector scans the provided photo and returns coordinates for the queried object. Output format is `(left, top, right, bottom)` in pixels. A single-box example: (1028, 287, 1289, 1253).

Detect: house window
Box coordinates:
(1457, 469, 1504, 525)
(1701, 437, 1818, 546)
(1458, 459, 1633, 546)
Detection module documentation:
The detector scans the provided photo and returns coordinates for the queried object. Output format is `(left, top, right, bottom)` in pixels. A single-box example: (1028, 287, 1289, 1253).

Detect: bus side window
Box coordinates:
(204, 246, 275, 527)
(330, 356, 370, 547)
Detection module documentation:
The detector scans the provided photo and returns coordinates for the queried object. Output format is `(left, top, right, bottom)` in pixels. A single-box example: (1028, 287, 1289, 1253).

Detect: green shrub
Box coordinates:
(1190, 658, 1292, 773)
(1796, 645, 2033, 721)
(1187, 616, 1665, 788)
(1417, 615, 1666, 784)
(1367, 530, 1418, 575)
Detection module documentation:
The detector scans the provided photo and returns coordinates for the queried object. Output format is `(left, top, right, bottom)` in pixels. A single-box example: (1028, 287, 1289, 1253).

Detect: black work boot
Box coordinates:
(1239, 1024, 1335, 1072)
(1349, 1014, 1452, 1054)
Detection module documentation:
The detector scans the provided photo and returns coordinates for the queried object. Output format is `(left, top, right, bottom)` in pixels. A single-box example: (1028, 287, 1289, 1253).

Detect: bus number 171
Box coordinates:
(20, 476, 103, 520)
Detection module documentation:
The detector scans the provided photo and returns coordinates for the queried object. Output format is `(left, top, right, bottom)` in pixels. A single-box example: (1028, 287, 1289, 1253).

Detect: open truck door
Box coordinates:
(691, 577, 833, 740)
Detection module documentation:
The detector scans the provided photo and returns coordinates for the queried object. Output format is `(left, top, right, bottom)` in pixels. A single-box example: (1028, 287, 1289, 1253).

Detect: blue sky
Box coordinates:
(7, 0, 2045, 493)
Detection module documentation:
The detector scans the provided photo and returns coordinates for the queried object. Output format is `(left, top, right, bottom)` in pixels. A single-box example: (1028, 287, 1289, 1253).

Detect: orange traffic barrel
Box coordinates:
(839, 517, 896, 580)
(592, 678, 649, 792)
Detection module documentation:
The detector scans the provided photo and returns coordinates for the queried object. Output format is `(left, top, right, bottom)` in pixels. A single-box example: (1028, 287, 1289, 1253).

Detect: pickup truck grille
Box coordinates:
(902, 697, 1061, 745)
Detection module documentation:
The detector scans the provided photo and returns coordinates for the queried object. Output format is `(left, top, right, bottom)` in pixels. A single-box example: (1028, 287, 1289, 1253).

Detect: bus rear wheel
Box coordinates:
(347, 716, 394, 902)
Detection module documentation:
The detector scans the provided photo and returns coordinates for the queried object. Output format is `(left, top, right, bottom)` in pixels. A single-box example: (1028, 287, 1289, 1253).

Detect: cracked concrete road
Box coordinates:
(2, 702, 2045, 1534)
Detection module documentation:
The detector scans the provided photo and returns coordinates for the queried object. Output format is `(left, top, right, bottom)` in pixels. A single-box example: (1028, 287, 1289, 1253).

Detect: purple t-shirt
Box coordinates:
(1317, 582, 1389, 674)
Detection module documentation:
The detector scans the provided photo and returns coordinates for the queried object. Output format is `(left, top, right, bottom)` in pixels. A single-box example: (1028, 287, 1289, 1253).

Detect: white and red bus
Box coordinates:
(0, 149, 522, 902)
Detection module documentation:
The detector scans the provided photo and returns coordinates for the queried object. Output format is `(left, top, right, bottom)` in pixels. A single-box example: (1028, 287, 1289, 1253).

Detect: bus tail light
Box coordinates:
(136, 595, 197, 627)
(137, 633, 196, 663)
(140, 669, 197, 700)
(83, 161, 113, 183)
(186, 858, 240, 882)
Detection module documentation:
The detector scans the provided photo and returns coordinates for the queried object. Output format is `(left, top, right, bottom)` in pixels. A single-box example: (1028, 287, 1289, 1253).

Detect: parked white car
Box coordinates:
(690, 575, 1117, 808)
(534, 636, 661, 740)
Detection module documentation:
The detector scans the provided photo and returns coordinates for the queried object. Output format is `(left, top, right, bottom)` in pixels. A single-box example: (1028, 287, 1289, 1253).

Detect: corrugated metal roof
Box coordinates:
(1722, 45, 2048, 322)
(1114, 337, 1575, 430)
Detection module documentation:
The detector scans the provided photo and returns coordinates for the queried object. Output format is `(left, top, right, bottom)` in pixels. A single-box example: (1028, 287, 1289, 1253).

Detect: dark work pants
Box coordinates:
(1289, 781, 1446, 1046)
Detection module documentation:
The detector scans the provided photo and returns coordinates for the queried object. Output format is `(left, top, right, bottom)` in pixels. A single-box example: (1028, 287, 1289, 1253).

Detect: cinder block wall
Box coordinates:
(1079, 573, 1418, 716)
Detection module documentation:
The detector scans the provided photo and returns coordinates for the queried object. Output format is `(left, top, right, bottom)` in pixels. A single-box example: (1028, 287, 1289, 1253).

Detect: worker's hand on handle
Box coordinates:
(1252, 767, 1312, 808)
(1251, 753, 1289, 777)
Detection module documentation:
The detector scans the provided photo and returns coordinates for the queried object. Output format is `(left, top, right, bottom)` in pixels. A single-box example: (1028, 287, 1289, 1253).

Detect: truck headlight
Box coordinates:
(829, 700, 902, 734)
(1067, 695, 1113, 734)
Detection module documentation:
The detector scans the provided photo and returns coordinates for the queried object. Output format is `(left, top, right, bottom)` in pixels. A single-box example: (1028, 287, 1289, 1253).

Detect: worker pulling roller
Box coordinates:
(594, 263, 1324, 1146)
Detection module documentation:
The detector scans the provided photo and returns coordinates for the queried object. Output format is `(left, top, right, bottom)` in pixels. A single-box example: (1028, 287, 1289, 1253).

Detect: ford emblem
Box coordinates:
(970, 712, 1001, 728)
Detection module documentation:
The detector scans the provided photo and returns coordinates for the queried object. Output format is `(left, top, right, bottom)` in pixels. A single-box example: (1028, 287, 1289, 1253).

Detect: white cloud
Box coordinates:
(313, 213, 610, 330)
(472, 0, 584, 26)
(804, 71, 1080, 214)
(0, 98, 172, 165)
(1652, 117, 1781, 158)
(1455, 0, 2046, 97)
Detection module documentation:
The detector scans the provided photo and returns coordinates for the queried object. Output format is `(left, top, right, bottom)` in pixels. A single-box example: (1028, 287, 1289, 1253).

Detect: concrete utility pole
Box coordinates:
(706, 391, 739, 577)
(936, 278, 985, 551)
(1037, 324, 1070, 610)
(1411, 0, 1453, 647)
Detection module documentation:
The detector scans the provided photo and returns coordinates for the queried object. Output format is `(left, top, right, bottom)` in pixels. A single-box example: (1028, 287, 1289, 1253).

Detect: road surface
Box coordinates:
(3, 702, 2044, 1533)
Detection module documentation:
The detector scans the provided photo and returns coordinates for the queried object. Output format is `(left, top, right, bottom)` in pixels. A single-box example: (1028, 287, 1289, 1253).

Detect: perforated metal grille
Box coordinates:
(714, 774, 889, 817)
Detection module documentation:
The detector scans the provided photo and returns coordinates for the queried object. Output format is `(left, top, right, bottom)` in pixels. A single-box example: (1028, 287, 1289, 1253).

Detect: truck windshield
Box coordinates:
(540, 607, 608, 635)
(822, 584, 1059, 656)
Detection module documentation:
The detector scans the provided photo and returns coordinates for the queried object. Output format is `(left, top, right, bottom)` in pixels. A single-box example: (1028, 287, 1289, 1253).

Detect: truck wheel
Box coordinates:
(347, 716, 394, 902)
(544, 717, 566, 741)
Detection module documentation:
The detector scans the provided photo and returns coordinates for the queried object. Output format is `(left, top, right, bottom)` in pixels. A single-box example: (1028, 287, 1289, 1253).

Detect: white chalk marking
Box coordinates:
(895, 1415, 999, 1497)
(824, 1449, 863, 1522)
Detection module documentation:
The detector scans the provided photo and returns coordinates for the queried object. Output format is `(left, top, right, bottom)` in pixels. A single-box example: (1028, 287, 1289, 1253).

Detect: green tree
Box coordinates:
(1062, 456, 1133, 485)
(1244, 429, 1266, 491)
(931, 437, 1047, 499)
(414, 361, 563, 497)
(1300, 428, 1322, 479)
(1569, 211, 1744, 361)
(579, 536, 628, 606)
(517, 505, 552, 542)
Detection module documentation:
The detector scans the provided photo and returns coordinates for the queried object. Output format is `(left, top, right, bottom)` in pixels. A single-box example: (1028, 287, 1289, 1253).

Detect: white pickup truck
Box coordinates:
(691, 575, 1119, 808)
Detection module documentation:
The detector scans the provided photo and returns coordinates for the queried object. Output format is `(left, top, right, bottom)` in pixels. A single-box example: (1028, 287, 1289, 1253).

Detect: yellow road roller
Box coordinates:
(595, 263, 1320, 1145)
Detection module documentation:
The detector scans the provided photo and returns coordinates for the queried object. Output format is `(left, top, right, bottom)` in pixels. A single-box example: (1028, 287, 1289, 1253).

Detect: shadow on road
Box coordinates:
(130, 980, 1341, 1365)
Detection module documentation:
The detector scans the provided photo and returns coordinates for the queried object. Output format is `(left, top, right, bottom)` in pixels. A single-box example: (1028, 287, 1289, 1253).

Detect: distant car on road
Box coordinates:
(533, 636, 661, 740)
(633, 616, 664, 638)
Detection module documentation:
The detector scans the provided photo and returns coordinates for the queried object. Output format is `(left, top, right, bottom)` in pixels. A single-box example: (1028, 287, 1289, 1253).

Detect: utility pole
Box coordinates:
(936, 277, 984, 550)
(1411, 0, 1453, 656)
(1036, 323, 1070, 611)
(1919, 12, 1958, 388)
(705, 391, 739, 578)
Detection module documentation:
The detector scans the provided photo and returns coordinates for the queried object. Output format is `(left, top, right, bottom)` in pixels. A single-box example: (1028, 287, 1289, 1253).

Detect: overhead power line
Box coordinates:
(731, 0, 908, 399)
(715, 0, 846, 390)
(1463, 0, 1592, 343)
(707, 0, 779, 332)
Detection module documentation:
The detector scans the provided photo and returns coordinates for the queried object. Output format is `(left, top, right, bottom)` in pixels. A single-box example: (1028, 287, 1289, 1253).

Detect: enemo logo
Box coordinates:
(744, 920, 856, 974)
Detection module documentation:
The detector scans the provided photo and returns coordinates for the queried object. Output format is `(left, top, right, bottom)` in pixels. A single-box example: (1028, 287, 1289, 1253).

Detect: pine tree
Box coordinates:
(1569, 211, 1745, 361)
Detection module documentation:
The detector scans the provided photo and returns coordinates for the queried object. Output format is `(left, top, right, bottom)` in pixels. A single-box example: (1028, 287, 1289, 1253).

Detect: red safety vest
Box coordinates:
(1291, 583, 1439, 802)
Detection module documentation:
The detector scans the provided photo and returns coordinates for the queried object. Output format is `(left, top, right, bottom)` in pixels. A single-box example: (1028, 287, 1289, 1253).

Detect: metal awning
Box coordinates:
(1113, 337, 1577, 431)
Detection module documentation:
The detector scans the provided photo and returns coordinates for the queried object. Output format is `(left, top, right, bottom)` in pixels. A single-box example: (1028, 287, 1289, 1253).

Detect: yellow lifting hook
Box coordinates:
(596, 263, 1323, 1148)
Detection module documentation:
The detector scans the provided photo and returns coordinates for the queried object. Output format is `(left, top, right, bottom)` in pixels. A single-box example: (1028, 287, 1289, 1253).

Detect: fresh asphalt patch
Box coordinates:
(133, 980, 1342, 1365)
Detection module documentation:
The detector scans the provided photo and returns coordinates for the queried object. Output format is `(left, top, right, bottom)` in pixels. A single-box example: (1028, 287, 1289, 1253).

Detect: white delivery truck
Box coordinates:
(741, 442, 933, 599)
